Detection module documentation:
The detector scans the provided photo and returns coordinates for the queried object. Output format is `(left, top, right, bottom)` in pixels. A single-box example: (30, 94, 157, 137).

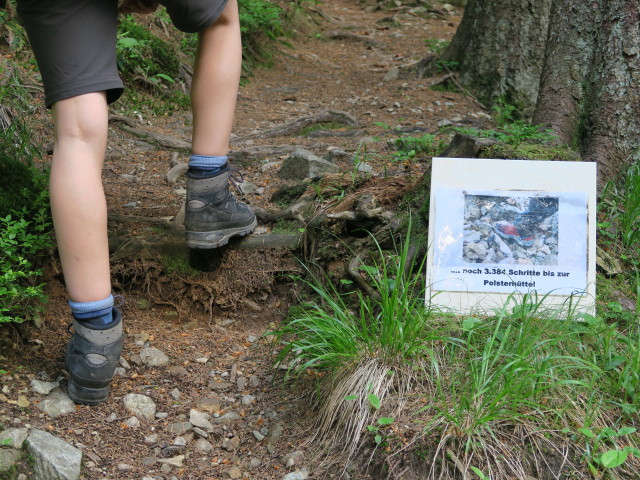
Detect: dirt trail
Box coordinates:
(0, 2, 485, 478)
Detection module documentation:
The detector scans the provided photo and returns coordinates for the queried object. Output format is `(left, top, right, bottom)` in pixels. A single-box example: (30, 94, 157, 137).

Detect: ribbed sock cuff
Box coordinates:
(189, 154, 227, 171)
(69, 294, 114, 325)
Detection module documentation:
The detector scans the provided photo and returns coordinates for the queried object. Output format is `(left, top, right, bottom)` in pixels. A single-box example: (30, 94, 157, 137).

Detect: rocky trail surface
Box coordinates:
(0, 1, 488, 478)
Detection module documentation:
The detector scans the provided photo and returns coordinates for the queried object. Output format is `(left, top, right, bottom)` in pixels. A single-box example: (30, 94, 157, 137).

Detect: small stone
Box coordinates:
(156, 412, 169, 419)
(169, 365, 189, 376)
(125, 416, 141, 429)
(282, 451, 304, 467)
(119, 357, 131, 369)
(117, 463, 135, 471)
(173, 436, 187, 446)
(224, 466, 242, 478)
(170, 388, 182, 401)
(139, 347, 170, 366)
(142, 457, 157, 466)
(0, 428, 29, 449)
(236, 377, 248, 391)
(213, 411, 241, 425)
(168, 422, 192, 436)
(123, 393, 157, 421)
(189, 409, 214, 432)
(222, 436, 240, 451)
(249, 375, 260, 387)
(144, 434, 158, 444)
(158, 455, 185, 467)
(193, 427, 209, 438)
(267, 423, 283, 442)
(195, 357, 209, 364)
(195, 439, 213, 452)
(16, 395, 29, 408)
(252, 430, 265, 441)
(282, 468, 310, 480)
(161, 463, 172, 473)
(114, 367, 127, 377)
(30, 379, 59, 395)
(124, 202, 137, 208)
(250, 457, 262, 468)
(247, 335, 257, 343)
(209, 381, 233, 391)
(241, 395, 256, 406)
(36, 391, 76, 418)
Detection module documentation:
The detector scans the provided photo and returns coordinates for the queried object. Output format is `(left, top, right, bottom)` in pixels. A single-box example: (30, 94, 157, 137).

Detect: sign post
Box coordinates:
(425, 158, 597, 316)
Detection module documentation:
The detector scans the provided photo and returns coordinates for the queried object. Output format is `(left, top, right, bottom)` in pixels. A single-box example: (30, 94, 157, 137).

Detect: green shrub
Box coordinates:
(117, 15, 180, 85)
(0, 199, 51, 325)
(238, 0, 285, 70)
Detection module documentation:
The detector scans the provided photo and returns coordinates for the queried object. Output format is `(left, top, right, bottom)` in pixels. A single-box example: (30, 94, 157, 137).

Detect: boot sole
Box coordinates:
(186, 218, 258, 249)
(67, 374, 110, 405)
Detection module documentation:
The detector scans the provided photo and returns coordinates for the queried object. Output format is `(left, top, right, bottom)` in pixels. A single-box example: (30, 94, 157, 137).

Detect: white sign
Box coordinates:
(426, 158, 597, 315)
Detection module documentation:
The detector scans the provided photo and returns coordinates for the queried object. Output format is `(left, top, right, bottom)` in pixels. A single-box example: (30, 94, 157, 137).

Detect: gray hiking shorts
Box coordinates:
(16, 0, 229, 108)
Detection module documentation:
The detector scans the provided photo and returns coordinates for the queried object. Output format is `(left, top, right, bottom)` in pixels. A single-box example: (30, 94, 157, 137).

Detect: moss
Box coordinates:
(162, 255, 200, 277)
(482, 143, 581, 162)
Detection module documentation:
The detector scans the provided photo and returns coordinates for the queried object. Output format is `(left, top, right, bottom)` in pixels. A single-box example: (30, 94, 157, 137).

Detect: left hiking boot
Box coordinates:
(185, 165, 257, 249)
(66, 308, 123, 405)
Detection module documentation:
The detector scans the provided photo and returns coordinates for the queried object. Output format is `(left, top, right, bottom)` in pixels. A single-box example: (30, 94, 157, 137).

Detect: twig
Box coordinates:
(348, 255, 381, 301)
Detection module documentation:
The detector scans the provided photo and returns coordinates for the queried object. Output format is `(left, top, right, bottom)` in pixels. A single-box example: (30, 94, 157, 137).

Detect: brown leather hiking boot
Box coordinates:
(185, 165, 257, 249)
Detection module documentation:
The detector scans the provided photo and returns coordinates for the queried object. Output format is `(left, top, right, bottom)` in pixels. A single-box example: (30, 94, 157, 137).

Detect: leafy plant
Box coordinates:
(388, 133, 446, 162)
(573, 426, 640, 474)
(424, 38, 450, 55)
(1, 205, 51, 324)
(454, 123, 557, 148)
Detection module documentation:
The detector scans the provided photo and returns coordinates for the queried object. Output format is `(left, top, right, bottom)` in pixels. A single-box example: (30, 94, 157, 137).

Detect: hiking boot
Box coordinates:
(185, 165, 257, 249)
(66, 308, 123, 405)
(493, 221, 536, 247)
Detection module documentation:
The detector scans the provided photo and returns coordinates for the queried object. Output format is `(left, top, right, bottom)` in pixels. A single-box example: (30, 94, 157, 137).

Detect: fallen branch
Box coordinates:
(109, 115, 191, 150)
(348, 255, 381, 301)
(234, 110, 359, 141)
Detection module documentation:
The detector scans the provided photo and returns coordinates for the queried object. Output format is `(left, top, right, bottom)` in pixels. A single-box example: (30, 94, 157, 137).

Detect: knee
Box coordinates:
(53, 93, 108, 146)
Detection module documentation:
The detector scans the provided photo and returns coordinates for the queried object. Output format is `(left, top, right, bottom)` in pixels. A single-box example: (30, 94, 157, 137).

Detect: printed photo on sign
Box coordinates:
(430, 188, 588, 295)
(462, 194, 559, 266)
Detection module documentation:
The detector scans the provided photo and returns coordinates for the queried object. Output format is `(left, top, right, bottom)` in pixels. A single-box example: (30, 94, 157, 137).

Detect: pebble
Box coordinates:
(237, 377, 248, 391)
(224, 466, 242, 478)
(30, 379, 59, 395)
(247, 335, 257, 343)
(123, 393, 157, 421)
(252, 430, 265, 441)
(169, 366, 189, 376)
(250, 457, 262, 468)
(195, 357, 209, 364)
(114, 367, 127, 377)
(158, 455, 185, 467)
(117, 463, 135, 471)
(173, 436, 187, 446)
(195, 439, 213, 452)
(241, 394, 256, 406)
(193, 427, 209, 438)
(283, 451, 304, 467)
(282, 469, 310, 480)
(119, 357, 131, 369)
(214, 412, 241, 425)
(170, 388, 182, 401)
(142, 457, 157, 466)
(124, 416, 141, 429)
(156, 412, 169, 419)
(139, 347, 170, 366)
(36, 391, 76, 418)
(144, 434, 158, 444)
(249, 375, 260, 387)
(189, 409, 214, 432)
(168, 422, 192, 436)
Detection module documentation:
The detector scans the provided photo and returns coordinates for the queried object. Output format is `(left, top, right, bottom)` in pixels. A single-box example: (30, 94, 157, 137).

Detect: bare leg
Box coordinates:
(190, 0, 242, 156)
(51, 92, 111, 303)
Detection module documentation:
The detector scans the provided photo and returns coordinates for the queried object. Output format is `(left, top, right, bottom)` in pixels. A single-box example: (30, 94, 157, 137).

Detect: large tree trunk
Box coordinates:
(446, 0, 640, 184)
(441, 0, 552, 117)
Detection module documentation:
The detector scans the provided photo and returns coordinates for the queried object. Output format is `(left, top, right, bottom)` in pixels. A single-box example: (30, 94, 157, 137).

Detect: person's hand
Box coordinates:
(119, 0, 160, 14)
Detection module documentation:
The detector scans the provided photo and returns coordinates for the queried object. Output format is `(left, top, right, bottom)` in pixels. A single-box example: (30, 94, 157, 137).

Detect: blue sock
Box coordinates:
(188, 155, 227, 178)
(69, 294, 115, 329)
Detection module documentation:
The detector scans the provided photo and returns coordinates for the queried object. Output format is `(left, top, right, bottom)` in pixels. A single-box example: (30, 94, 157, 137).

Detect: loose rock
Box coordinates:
(189, 409, 214, 432)
(139, 347, 170, 366)
(27, 429, 82, 480)
(123, 393, 157, 421)
(30, 379, 59, 395)
(0, 427, 29, 449)
(36, 391, 76, 418)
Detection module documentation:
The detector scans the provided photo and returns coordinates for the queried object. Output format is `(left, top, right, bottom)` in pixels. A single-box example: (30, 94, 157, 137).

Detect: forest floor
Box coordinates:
(0, 1, 494, 479)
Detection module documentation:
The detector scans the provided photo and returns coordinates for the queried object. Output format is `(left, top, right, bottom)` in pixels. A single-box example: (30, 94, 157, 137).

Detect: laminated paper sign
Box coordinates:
(425, 158, 597, 315)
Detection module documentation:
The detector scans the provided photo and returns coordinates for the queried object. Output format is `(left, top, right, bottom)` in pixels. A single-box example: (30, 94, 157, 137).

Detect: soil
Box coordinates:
(0, 1, 491, 479)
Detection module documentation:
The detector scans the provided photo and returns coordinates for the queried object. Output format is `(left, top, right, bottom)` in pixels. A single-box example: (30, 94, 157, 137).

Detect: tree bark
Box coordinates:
(442, 0, 552, 117)
(447, 0, 640, 184)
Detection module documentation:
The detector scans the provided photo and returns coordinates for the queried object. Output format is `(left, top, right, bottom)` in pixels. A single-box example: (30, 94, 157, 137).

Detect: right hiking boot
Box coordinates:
(185, 165, 257, 249)
(66, 308, 123, 405)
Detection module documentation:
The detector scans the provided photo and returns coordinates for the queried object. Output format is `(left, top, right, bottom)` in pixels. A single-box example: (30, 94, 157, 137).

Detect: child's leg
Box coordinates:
(190, 0, 242, 156)
(174, 0, 257, 248)
(51, 92, 111, 303)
